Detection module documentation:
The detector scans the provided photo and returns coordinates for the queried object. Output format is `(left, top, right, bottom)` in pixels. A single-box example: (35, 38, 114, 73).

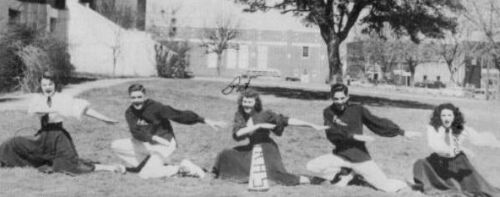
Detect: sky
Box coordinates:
(149, 0, 319, 32)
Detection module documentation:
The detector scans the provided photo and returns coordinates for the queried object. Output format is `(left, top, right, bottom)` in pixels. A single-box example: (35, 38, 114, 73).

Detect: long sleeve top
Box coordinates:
(125, 99, 205, 143)
(426, 125, 500, 158)
(232, 110, 289, 145)
(28, 93, 90, 123)
(323, 104, 405, 163)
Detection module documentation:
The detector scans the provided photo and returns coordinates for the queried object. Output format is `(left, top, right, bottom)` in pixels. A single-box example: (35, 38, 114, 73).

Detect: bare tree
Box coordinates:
(94, 0, 136, 76)
(464, 0, 500, 100)
(399, 42, 422, 86)
(361, 30, 403, 84)
(433, 33, 463, 87)
(200, 15, 240, 76)
(110, 28, 122, 76)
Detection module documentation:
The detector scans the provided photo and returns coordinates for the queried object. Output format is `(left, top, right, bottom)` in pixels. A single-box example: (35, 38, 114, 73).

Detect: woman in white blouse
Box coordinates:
(0, 72, 124, 175)
(413, 103, 500, 197)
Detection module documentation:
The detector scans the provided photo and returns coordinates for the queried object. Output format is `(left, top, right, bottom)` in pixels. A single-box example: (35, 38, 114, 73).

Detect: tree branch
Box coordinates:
(338, 1, 368, 41)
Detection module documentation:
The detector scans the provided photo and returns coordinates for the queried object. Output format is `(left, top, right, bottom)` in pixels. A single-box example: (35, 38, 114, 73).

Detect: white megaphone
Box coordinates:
(248, 144, 269, 192)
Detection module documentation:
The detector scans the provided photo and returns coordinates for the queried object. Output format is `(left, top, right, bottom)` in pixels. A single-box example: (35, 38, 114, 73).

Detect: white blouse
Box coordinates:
(27, 93, 90, 123)
(426, 125, 500, 158)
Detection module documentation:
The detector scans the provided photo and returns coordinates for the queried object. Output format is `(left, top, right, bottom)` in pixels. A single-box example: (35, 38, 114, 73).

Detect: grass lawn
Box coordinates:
(1, 78, 499, 197)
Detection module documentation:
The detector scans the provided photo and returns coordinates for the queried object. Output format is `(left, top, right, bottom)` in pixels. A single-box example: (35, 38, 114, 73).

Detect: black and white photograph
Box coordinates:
(1, 0, 500, 196)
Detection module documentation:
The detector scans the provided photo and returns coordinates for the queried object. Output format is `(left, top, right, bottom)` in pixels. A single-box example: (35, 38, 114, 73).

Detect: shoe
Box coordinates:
(334, 174, 353, 187)
(406, 179, 423, 192)
(310, 176, 327, 185)
(330, 167, 353, 186)
(179, 159, 206, 179)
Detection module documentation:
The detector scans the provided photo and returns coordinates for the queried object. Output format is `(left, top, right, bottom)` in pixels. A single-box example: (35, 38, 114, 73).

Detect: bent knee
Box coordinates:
(111, 138, 129, 151)
(306, 158, 324, 172)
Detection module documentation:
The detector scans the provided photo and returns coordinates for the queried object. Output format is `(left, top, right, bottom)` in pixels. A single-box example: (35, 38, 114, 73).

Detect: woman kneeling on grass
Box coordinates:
(413, 103, 500, 197)
(212, 89, 329, 186)
(0, 71, 124, 175)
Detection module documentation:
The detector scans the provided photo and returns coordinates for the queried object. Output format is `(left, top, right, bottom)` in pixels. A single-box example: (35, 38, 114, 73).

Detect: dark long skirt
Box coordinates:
(413, 152, 500, 197)
(213, 141, 301, 186)
(0, 123, 95, 175)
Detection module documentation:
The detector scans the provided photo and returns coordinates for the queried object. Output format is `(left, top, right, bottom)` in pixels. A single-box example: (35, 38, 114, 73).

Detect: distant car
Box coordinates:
(285, 76, 300, 82)
(241, 68, 281, 80)
(184, 70, 194, 78)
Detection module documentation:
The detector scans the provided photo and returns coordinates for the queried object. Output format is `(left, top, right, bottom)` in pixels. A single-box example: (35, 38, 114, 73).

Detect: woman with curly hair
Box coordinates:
(212, 89, 328, 185)
(413, 103, 500, 196)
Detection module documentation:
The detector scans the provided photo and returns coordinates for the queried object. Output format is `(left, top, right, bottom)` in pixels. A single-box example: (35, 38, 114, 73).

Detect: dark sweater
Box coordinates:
(323, 103, 404, 163)
(125, 99, 205, 143)
(232, 110, 289, 145)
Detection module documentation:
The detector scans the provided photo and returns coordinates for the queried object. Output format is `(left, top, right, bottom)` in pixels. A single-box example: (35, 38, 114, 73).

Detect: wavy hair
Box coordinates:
(430, 103, 465, 135)
(237, 89, 262, 118)
(39, 71, 62, 93)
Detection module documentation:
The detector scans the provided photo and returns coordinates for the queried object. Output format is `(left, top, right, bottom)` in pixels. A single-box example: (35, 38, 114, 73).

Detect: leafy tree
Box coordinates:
(236, 0, 464, 83)
(0, 24, 74, 93)
(360, 31, 403, 83)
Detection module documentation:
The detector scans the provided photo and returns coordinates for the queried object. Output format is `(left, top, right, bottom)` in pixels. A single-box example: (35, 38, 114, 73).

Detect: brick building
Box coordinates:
(102, 0, 331, 83)
(0, 0, 69, 42)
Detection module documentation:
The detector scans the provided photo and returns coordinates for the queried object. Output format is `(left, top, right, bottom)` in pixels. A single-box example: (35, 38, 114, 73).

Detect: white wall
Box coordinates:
(414, 62, 452, 83)
(67, 0, 157, 76)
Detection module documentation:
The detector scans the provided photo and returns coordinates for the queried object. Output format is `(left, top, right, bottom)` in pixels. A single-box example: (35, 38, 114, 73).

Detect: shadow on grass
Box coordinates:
(0, 97, 21, 103)
(252, 86, 436, 110)
(64, 76, 98, 85)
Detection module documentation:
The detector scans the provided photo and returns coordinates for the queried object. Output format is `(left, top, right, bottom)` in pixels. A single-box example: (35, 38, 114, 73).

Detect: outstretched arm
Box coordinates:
(158, 105, 205, 125)
(361, 106, 405, 137)
(467, 127, 500, 148)
(287, 118, 329, 131)
(203, 118, 228, 131)
(234, 124, 270, 137)
(85, 108, 119, 124)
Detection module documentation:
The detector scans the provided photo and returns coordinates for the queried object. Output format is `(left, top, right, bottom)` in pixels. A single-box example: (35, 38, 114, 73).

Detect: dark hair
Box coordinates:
(237, 89, 262, 116)
(128, 83, 146, 94)
(330, 83, 348, 97)
(430, 103, 465, 135)
(39, 71, 61, 92)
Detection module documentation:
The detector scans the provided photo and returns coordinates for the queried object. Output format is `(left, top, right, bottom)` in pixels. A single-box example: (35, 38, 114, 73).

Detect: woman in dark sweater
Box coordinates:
(213, 89, 327, 186)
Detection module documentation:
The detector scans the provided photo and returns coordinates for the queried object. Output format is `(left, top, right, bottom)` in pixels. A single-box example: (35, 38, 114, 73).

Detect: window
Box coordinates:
(8, 9, 20, 24)
(55, 0, 66, 9)
(423, 75, 428, 81)
(169, 27, 177, 37)
(436, 76, 441, 81)
(49, 17, 57, 32)
(302, 46, 309, 58)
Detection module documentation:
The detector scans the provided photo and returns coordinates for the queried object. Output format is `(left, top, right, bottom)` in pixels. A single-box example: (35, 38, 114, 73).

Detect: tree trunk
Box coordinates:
(326, 39, 343, 84)
(216, 53, 222, 76)
(113, 54, 117, 76)
(410, 73, 415, 87)
(486, 60, 491, 101)
(446, 63, 463, 87)
(497, 75, 500, 102)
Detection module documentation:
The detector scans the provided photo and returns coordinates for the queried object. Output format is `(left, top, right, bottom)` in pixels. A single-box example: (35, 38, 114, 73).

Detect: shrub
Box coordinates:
(0, 24, 74, 93)
(155, 40, 192, 78)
